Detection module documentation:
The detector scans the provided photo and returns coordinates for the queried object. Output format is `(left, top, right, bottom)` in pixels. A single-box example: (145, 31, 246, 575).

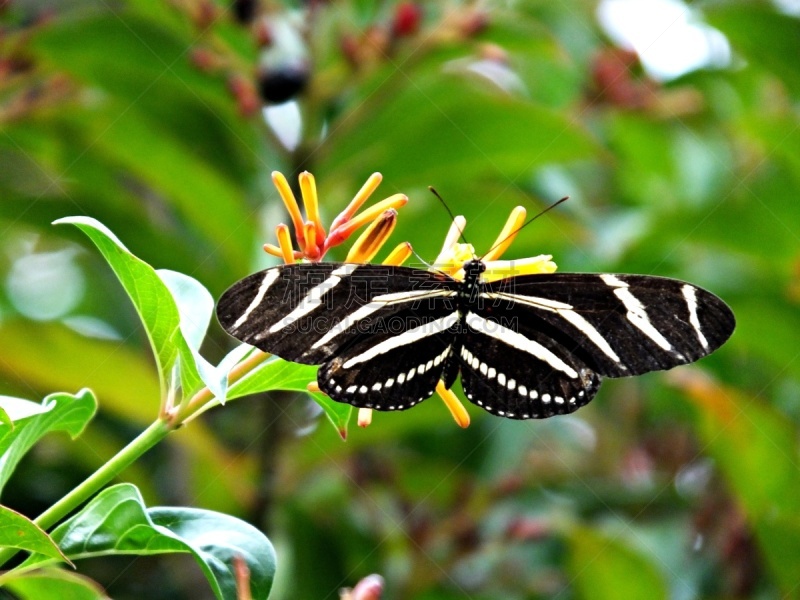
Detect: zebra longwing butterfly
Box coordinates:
(216, 258, 735, 419)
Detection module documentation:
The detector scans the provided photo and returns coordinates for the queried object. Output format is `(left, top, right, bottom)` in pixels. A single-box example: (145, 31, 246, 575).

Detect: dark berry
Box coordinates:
(257, 63, 309, 104)
(231, 0, 257, 24)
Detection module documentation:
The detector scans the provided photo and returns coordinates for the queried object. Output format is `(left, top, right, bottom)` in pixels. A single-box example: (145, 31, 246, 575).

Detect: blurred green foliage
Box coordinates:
(1, 0, 799, 598)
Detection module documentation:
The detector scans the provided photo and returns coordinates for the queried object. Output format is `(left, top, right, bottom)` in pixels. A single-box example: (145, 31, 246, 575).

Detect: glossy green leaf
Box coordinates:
(54, 217, 211, 399)
(0, 396, 52, 424)
(567, 526, 669, 600)
(0, 568, 109, 600)
(158, 270, 214, 352)
(0, 505, 68, 564)
(0, 389, 97, 496)
(24, 484, 276, 600)
(158, 269, 227, 400)
(227, 357, 352, 438)
(0, 321, 253, 512)
(148, 507, 276, 600)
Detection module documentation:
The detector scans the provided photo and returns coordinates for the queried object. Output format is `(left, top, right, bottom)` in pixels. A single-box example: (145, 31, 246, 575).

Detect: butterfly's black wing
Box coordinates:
(458, 272, 735, 419)
(482, 273, 735, 376)
(217, 262, 462, 409)
(457, 312, 601, 419)
(317, 312, 460, 410)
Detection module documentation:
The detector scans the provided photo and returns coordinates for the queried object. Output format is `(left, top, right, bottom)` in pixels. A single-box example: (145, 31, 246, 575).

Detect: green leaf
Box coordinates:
(0, 321, 253, 512)
(148, 507, 275, 600)
(24, 484, 276, 600)
(0, 389, 97, 496)
(158, 270, 214, 351)
(30, 13, 257, 271)
(159, 269, 227, 400)
(0, 568, 109, 600)
(567, 526, 669, 600)
(227, 357, 352, 439)
(674, 372, 800, 594)
(707, 3, 800, 96)
(54, 217, 212, 399)
(0, 505, 69, 564)
(0, 396, 53, 424)
(317, 70, 599, 190)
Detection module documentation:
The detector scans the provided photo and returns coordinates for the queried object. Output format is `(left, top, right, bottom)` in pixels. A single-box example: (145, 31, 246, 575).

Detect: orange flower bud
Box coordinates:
(346, 209, 398, 264)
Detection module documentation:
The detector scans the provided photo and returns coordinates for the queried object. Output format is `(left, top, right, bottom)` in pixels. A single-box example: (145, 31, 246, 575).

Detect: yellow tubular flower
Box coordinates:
(271, 171, 306, 249)
(275, 223, 295, 265)
(483, 254, 557, 282)
(299, 171, 326, 247)
(482, 206, 526, 262)
(327, 194, 408, 249)
(383, 242, 413, 267)
(433, 216, 467, 264)
(346, 209, 398, 263)
(436, 382, 470, 428)
(266, 171, 414, 431)
(330, 172, 383, 232)
(262, 243, 284, 260)
(303, 221, 320, 260)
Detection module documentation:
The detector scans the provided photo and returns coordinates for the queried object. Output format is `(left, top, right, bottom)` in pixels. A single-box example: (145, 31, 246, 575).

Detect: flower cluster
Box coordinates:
(266, 171, 557, 430)
(266, 171, 409, 264)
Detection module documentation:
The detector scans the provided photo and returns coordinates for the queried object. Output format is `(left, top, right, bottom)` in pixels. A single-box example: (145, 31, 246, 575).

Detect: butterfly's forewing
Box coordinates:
(217, 263, 454, 362)
(480, 273, 735, 378)
(217, 262, 463, 408)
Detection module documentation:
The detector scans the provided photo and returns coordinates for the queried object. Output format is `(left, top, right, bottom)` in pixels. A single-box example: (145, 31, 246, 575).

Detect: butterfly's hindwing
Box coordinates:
(318, 315, 458, 410)
(457, 311, 600, 419)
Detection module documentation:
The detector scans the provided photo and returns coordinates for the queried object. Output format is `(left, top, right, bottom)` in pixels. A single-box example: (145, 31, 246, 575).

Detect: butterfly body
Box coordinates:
(217, 260, 735, 419)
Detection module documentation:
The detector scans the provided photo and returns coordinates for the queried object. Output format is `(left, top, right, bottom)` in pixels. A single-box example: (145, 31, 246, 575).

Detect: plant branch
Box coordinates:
(0, 419, 171, 568)
(172, 350, 271, 424)
(0, 348, 271, 568)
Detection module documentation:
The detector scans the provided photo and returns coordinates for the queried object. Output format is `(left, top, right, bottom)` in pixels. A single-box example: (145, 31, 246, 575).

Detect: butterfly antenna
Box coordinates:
(482, 196, 569, 259)
(429, 186, 469, 246)
(410, 246, 433, 269)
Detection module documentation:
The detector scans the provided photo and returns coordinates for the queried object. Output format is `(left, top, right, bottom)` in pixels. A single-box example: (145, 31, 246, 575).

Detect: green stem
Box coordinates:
(0, 419, 172, 568)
